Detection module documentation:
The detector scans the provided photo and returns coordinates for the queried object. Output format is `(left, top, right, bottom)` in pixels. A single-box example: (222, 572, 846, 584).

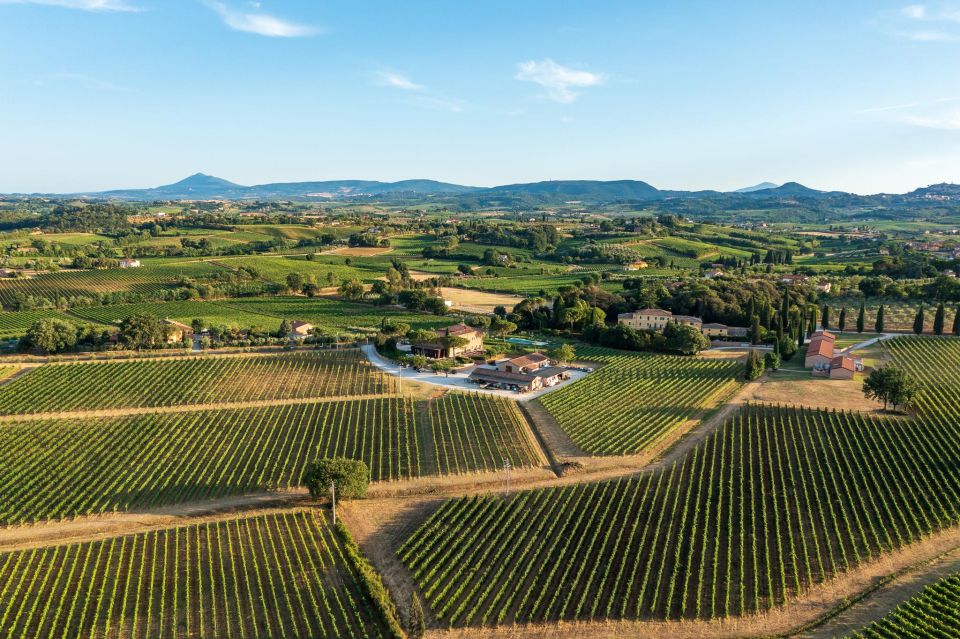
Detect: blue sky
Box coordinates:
(1, 0, 959, 194)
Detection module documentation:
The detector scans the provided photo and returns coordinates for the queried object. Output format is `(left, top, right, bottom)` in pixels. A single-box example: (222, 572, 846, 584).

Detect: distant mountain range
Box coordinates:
(735, 182, 779, 193)
(6, 173, 959, 205)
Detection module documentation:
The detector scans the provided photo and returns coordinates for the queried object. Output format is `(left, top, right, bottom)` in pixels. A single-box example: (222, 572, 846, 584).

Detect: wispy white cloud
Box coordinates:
(0, 0, 139, 11)
(902, 4, 927, 19)
(373, 69, 464, 112)
(204, 1, 315, 37)
(855, 101, 921, 114)
(377, 71, 422, 91)
(514, 58, 603, 103)
(856, 96, 960, 130)
(905, 110, 960, 129)
(900, 29, 959, 40)
(889, 4, 960, 40)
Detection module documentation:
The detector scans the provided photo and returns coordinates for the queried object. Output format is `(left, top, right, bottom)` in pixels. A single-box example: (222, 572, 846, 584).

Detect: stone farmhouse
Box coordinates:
(412, 323, 484, 359)
(618, 308, 746, 338)
(468, 352, 569, 392)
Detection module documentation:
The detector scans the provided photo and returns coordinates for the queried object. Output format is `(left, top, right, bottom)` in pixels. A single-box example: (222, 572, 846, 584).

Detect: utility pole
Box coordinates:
(503, 459, 511, 498)
(330, 480, 336, 525)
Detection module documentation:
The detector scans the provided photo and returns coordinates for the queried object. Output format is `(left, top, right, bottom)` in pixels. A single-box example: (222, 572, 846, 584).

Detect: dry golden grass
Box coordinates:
(751, 374, 883, 412)
(327, 246, 394, 256)
(439, 286, 526, 313)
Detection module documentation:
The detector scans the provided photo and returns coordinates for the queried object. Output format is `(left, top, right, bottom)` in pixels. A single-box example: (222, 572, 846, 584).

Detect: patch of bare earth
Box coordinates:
(327, 246, 394, 256)
(750, 375, 884, 413)
(439, 287, 526, 314)
(0, 491, 310, 552)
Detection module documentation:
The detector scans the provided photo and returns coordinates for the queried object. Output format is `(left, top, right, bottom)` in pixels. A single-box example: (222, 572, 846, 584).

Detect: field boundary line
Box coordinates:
(0, 393, 402, 422)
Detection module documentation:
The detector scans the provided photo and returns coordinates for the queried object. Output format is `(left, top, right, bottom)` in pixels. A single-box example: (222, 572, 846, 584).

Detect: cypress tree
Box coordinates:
(838, 307, 847, 333)
(952, 309, 960, 336)
(821, 305, 830, 330)
(750, 315, 762, 345)
(875, 304, 885, 333)
(913, 306, 924, 335)
(797, 312, 806, 349)
(934, 303, 946, 336)
(856, 301, 865, 334)
(808, 306, 818, 336)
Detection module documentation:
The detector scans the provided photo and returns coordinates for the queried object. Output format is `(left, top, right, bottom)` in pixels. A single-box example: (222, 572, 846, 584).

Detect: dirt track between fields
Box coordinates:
(0, 491, 311, 552)
(0, 392, 401, 422)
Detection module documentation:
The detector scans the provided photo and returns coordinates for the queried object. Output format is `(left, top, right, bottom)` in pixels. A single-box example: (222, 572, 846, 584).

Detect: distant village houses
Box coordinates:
(288, 320, 314, 340)
(163, 319, 193, 344)
(119, 258, 141, 268)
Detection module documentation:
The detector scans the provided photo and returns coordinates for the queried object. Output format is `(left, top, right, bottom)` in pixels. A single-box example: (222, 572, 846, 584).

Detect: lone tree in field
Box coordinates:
(875, 304, 885, 333)
(913, 306, 925, 335)
(286, 272, 304, 293)
(304, 457, 369, 499)
(338, 278, 365, 301)
(408, 592, 426, 639)
(856, 301, 865, 334)
(934, 303, 946, 336)
(863, 366, 919, 412)
(549, 343, 576, 365)
(303, 458, 369, 523)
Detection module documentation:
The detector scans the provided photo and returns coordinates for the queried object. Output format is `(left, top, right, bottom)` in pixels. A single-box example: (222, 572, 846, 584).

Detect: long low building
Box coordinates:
(618, 309, 745, 338)
(468, 352, 569, 392)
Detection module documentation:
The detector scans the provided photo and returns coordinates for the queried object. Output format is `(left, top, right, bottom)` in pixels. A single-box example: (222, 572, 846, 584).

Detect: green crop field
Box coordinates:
(885, 336, 960, 418)
(428, 393, 544, 474)
(846, 571, 960, 638)
(0, 510, 399, 639)
(0, 398, 417, 524)
(450, 272, 599, 297)
(400, 403, 960, 626)
(538, 347, 742, 454)
(823, 299, 958, 334)
(0, 262, 230, 308)
(0, 350, 394, 414)
(219, 296, 452, 333)
(217, 255, 385, 285)
(67, 300, 278, 329)
(0, 309, 82, 338)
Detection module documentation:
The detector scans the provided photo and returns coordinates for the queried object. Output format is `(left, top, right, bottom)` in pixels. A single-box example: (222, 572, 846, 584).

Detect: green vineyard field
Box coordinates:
(885, 336, 960, 419)
(428, 393, 545, 474)
(400, 403, 960, 626)
(67, 300, 280, 330)
(846, 571, 960, 638)
(219, 296, 452, 333)
(0, 261, 229, 308)
(0, 510, 398, 639)
(0, 398, 417, 524)
(0, 350, 393, 414)
(538, 347, 742, 454)
(0, 309, 80, 338)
